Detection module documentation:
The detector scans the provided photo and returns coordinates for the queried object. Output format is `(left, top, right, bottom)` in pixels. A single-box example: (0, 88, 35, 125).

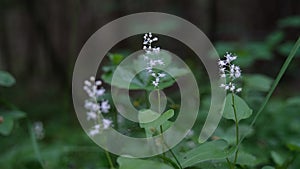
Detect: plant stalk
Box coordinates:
(105, 150, 115, 169)
(231, 93, 239, 166)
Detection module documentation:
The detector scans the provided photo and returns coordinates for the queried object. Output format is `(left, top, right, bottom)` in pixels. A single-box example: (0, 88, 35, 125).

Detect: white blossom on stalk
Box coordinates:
(142, 33, 166, 88)
(83, 76, 112, 136)
(218, 52, 242, 93)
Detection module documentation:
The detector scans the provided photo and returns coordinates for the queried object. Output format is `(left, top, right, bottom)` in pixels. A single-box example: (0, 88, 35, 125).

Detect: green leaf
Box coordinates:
(0, 110, 26, 135)
(244, 74, 273, 92)
(0, 70, 16, 87)
(139, 109, 174, 137)
(117, 157, 173, 169)
(138, 109, 161, 124)
(0, 116, 14, 135)
(101, 66, 144, 89)
(108, 53, 124, 65)
(266, 31, 284, 47)
(287, 142, 300, 152)
(193, 161, 229, 169)
(1, 110, 26, 119)
(262, 166, 275, 169)
(229, 151, 257, 166)
(271, 151, 285, 166)
(278, 15, 300, 28)
(278, 42, 300, 57)
(179, 140, 236, 168)
(223, 94, 252, 122)
(139, 109, 174, 128)
(216, 125, 254, 145)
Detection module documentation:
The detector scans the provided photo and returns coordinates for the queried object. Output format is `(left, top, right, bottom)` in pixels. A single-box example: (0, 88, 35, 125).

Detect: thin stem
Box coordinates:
(157, 89, 182, 169)
(240, 36, 300, 144)
(157, 89, 167, 159)
(169, 148, 183, 169)
(226, 158, 233, 169)
(231, 93, 239, 166)
(105, 150, 115, 169)
(27, 120, 45, 169)
(159, 155, 181, 169)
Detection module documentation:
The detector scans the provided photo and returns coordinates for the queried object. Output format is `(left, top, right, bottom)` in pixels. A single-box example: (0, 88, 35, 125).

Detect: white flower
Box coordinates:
(101, 100, 111, 113)
(83, 76, 112, 136)
(142, 33, 167, 88)
(236, 88, 242, 92)
(87, 111, 97, 121)
(102, 119, 112, 129)
(33, 121, 45, 140)
(89, 127, 99, 137)
(158, 73, 166, 78)
(218, 53, 242, 93)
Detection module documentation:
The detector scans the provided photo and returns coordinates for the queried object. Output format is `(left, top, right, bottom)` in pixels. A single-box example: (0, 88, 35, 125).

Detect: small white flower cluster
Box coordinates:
(218, 52, 242, 93)
(83, 76, 112, 136)
(143, 33, 166, 87)
(33, 121, 45, 140)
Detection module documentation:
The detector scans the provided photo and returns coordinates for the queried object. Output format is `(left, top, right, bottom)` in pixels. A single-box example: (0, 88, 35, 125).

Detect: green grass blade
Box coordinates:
(241, 36, 300, 143)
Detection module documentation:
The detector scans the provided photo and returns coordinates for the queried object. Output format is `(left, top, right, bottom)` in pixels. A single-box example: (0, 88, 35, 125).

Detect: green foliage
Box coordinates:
(102, 51, 189, 90)
(117, 157, 173, 169)
(0, 71, 26, 136)
(0, 70, 16, 87)
(278, 15, 300, 28)
(223, 94, 252, 122)
(139, 109, 174, 137)
(178, 140, 235, 168)
(0, 110, 26, 135)
(244, 74, 273, 92)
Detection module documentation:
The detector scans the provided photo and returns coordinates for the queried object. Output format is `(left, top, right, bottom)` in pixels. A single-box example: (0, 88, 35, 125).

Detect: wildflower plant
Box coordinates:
(83, 76, 112, 136)
(143, 32, 166, 87)
(80, 32, 300, 169)
(218, 52, 242, 93)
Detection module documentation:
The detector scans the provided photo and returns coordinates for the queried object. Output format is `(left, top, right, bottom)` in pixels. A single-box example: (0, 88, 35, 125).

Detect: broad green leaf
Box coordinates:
(278, 42, 300, 57)
(223, 94, 252, 122)
(0, 110, 26, 135)
(229, 151, 257, 166)
(244, 74, 273, 92)
(108, 53, 124, 65)
(193, 161, 229, 169)
(101, 67, 144, 89)
(179, 140, 236, 168)
(262, 166, 275, 169)
(0, 116, 14, 135)
(139, 109, 174, 128)
(1, 110, 26, 119)
(0, 70, 16, 87)
(266, 31, 284, 47)
(216, 125, 254, 145)
(271, 151, 286, 166)
(278, 16, 300, 28)
(138, 109, 161, 124)
(287, 142, 300, 152)
(139, 109, 174, 137)
(117, 157, 173, 169)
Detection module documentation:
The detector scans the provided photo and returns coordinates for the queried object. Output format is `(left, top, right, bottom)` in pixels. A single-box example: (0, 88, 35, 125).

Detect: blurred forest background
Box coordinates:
(1, 0, 299, 113)
(0, 0, 300, 168)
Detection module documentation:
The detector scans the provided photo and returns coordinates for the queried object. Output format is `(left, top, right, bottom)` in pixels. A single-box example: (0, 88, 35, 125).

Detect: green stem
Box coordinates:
(157, 89, 167, 159)
(231, 93, 239, 168)
(226, 158, 233, 169)
(159, 155, 181, 169)
(240, 36, 300, 143)
(169, 148, 183, 169)
(27, 120, 45, 169)
(105, 150, 115, 169)
(157, 89, 182, 169)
